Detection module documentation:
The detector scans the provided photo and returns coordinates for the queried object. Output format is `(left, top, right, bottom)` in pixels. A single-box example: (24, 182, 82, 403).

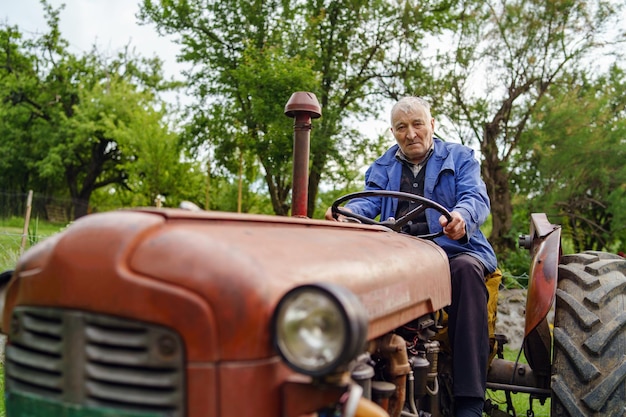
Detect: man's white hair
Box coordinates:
(390, 96, 432, 125)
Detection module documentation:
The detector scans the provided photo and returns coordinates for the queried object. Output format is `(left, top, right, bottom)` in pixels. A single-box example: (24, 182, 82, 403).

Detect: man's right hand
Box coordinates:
(439, 210, 467, 240)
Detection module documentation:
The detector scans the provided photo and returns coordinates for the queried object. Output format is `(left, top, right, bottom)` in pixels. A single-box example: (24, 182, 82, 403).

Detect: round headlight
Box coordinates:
(272, 283, 368, 377)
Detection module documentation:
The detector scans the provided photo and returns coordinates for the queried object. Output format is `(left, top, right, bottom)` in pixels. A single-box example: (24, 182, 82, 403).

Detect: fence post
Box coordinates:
(20, 190, 33, 255)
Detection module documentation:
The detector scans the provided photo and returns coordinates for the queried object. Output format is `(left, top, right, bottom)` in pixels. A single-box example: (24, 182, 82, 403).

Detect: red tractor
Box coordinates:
(0, 92, 624, 416)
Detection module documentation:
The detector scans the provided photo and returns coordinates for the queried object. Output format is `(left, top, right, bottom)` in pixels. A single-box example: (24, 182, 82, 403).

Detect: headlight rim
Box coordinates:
(271, 282, 368, 377)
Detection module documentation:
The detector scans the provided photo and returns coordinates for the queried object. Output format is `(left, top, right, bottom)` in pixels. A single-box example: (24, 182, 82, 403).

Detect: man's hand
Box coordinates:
(325, 206, 353, 221)
(439, 211, 466, 240)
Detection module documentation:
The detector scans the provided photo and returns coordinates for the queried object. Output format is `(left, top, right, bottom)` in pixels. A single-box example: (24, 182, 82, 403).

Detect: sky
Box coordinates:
(1, 0, 185, 78)
(1, 0, 194, 111)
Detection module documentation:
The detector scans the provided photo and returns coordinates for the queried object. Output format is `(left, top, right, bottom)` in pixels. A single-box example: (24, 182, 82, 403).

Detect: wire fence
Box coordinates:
(0, 191, 75, 271)
(0, 190, 87, 224)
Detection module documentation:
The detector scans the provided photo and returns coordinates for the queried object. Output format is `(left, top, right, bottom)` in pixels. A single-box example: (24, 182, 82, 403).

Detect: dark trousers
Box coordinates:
(447, 254, 489, 399)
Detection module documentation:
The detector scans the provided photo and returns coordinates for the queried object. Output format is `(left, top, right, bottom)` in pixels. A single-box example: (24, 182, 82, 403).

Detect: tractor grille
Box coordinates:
(5, 307, 185, 416)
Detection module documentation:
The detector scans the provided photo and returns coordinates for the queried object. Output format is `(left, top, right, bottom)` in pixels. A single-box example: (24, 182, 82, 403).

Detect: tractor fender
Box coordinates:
(522, 213, 561, 375)
(524, 228, 561, 338)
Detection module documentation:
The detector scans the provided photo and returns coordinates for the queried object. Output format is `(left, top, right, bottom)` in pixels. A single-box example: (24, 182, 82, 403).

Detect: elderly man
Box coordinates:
(326, 96, 497, 417)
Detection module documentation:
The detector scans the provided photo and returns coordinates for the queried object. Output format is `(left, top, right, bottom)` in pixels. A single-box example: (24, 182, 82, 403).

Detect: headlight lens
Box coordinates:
(272, 283, 368, 377)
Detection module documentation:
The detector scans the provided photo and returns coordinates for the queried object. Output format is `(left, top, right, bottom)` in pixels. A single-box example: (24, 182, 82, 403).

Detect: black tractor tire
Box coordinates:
(551, 251, 626, 416)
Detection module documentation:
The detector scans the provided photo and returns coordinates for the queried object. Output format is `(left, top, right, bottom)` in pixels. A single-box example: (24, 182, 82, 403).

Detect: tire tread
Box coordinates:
(551, 253, 626, 416)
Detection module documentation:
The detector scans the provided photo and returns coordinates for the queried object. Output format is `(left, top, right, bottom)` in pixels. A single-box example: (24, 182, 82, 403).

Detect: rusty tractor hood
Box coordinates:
(3, 208, 451, 363)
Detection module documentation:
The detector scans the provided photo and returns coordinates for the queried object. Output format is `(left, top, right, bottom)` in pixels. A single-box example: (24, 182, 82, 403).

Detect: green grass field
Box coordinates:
(0, 216, 67, 271)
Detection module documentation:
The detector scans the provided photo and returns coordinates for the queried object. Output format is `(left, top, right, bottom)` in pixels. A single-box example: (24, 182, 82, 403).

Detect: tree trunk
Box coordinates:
(481, 128, 514, 255)
(306, 122, 334, 218)
(73, 197, 90, 219)
(307, 153, 324, 218)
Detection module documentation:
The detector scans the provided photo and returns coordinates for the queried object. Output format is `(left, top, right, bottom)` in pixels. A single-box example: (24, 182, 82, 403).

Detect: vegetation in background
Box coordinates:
(515, 68, 626, 252)
(430, 0, 622, 254)
(138, 0, 461, 217)
(0, 2, 195, 219)
(1, 0, 624, 271)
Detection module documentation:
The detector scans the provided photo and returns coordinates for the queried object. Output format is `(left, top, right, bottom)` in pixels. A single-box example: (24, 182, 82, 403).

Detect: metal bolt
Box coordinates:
(157, 335, 177, 357)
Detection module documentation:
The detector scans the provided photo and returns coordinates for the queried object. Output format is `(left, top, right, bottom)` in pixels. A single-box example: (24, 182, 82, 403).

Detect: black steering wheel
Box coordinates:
(331, 190, 452, 239)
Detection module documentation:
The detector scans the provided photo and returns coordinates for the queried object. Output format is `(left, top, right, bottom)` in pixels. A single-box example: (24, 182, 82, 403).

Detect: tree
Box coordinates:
(72, 82, 204, 211)
(429, 0, 623, 253)
(514, 67, 626, 252)
(0, 18, 60, 214)
(0, 2, 185, 219)
(138, 0, 458, 217)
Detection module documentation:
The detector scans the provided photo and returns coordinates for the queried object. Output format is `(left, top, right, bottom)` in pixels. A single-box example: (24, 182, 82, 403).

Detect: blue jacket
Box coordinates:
(346, 138, 498, 273)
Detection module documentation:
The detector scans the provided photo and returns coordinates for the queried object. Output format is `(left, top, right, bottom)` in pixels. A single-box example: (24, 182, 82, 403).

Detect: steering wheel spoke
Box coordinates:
(331, 190, 452, 239)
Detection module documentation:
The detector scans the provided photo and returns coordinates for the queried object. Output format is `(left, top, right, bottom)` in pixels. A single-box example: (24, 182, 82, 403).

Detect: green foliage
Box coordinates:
(2, 0, 625, 241)
(0, 246, 20, 273)
(313, 183, 366, 220)
(138, 0, 459, 216)
(0, 1, 206, 219)
(515, 67, 626, 252)
(428, 0, 622, 253)
(143, 0, 324, 215)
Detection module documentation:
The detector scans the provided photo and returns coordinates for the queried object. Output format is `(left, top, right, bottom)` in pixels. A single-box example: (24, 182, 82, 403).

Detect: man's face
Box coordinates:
(391, 105, 435, 164)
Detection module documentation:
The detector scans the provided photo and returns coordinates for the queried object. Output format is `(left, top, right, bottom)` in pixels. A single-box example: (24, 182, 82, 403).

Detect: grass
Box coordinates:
(0, 216, 67, 271)
(486, 347, 551, 416)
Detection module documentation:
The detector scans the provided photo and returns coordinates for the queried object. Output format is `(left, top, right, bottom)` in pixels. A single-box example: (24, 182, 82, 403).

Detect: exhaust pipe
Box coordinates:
(284, 92, 322, 217)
